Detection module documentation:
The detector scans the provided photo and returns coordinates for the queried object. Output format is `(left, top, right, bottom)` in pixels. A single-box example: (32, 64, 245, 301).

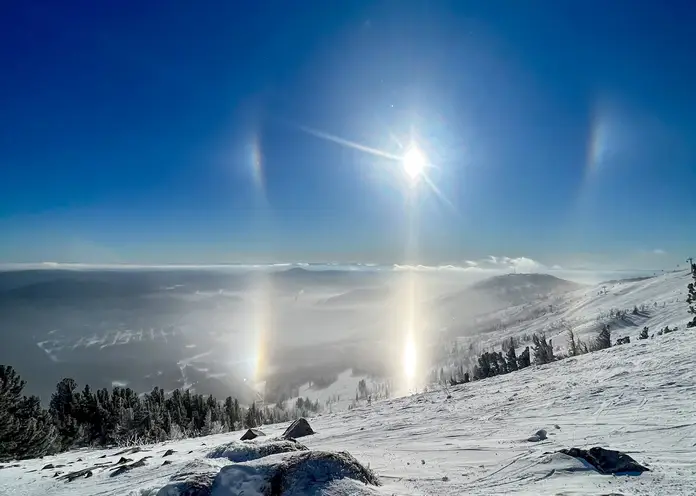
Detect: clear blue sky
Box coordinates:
(1, 0, 695, 267)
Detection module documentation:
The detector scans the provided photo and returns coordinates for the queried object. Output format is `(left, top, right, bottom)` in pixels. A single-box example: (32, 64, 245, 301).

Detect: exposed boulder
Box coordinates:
(240, 428, 266, 441)
(213, 450, 380, 495)
(163, 449, 176, 457)
(58, 467, 97, 482)
(282, 418, 315, 439)
(113, 446, 142, 457)
(527, 429, 548, 442)
(41, 464, 54, 470)
(115, 457, 132, 465)
(110, 458, 148, 477)
(558, 447, 650, 474)
(156, 459, 222, 496)
(207, 438, 308, 463)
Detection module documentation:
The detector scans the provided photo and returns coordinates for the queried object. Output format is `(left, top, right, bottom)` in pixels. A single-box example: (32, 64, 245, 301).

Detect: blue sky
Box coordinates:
(1, 1, 695, 268)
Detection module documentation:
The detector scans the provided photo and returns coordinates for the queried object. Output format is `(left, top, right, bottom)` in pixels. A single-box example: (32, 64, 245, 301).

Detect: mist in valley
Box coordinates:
(0, 263, 657, 407)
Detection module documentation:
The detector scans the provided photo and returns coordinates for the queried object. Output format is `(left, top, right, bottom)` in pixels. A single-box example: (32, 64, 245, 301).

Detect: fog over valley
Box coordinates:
(0, 263, 657, 406)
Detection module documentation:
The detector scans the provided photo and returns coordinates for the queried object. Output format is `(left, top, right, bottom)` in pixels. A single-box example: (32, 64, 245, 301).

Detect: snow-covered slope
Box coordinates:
(447, 269, 689, 353)
(2, 327, 695, 495)
(2, 269, 694, 495)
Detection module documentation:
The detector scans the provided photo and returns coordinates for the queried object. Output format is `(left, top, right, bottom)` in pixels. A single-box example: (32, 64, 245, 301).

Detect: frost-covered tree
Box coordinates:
(505, 340, 518, 372)
(496, 352, 508, 375)
(567, 329, 579, 356)
(532, 333, 554, 365)
(517, 346, 531, 369)
(639, 327, 649, 340)
(687, 263, 696, 328)
(0, 365, 56, 461)
(477, 353, 491, 379)
(592, 324, 612, 351)
(49, 378, 80, 449)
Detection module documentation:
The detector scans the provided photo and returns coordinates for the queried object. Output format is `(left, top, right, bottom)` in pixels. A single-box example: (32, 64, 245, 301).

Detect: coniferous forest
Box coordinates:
(0, 365, 319, 462)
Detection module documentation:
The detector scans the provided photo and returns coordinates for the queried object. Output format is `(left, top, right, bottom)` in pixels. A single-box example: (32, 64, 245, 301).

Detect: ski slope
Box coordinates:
(1, 270, 695, 495)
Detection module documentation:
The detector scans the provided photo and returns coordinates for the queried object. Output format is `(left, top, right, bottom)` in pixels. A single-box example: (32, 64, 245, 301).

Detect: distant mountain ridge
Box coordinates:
(437, 272, 583, 316)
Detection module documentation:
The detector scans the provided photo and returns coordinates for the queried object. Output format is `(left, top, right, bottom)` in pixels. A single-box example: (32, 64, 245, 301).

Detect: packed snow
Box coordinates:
(1, 270, 695, 495)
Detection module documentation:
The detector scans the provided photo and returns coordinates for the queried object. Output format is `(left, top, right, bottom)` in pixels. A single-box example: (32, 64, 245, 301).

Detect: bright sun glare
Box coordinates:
(403, 337, 416, 379)
(402, 145, 426, 181)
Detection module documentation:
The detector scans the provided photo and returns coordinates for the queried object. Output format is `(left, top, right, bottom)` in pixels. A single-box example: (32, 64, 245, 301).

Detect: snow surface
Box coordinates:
(2, 270, 695, 495)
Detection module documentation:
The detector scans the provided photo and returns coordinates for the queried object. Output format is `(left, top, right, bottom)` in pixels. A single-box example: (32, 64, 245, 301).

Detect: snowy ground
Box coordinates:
(2, 328, 695, 495)
(2, 270, 695, 495)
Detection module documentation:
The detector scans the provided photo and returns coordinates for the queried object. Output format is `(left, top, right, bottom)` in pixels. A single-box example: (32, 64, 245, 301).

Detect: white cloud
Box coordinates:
(392, 256, 549, 274)
(479, 256, 547, 273)
(653, 249, 666, 255)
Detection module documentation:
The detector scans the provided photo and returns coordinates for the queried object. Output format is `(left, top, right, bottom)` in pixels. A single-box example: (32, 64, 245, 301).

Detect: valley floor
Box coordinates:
(2, 326, 695, 495)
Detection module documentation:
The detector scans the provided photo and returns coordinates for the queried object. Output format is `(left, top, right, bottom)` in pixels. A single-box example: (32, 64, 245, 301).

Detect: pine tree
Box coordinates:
(477, 352, 491, 378)
(0, 366, 56, 461)
(496, 352, 508, 374)
(517, 346, 531, 369)
(593, 324, 612, 350)
(687, 263, 696, 328)
(506, 340, 518, 372)
(49, 378, 80, 450)
(532, 333, 554, 365)
(567, 329, 578, 357)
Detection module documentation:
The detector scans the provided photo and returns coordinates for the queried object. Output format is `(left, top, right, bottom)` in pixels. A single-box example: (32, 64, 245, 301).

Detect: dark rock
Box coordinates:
(115, 457, 132, 466)
(113, 446, 142, 457)
(41, 464, 54, 470)
(558, 447, 650, 475)
(98, 454, 107, 459)
(240, 428, 266, 441)
(163, 449, 176, 457)
(109, 458, 148, 477)
(52, 471, 63, 478)
(110, 466, 131, 477)
(162, 460, 173, 466)
(76, 458, 82, 462)
(527, 429, 548, 442)
(58, 467, 96, 482)
(281, 417, 315, 439)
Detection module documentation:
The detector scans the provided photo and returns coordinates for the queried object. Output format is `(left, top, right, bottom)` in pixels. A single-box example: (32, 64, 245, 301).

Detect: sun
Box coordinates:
(402, 144, 426, 181)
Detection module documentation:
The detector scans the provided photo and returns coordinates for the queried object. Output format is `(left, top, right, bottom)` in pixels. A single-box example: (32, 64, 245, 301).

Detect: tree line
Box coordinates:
(0, 369, 319, 463)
